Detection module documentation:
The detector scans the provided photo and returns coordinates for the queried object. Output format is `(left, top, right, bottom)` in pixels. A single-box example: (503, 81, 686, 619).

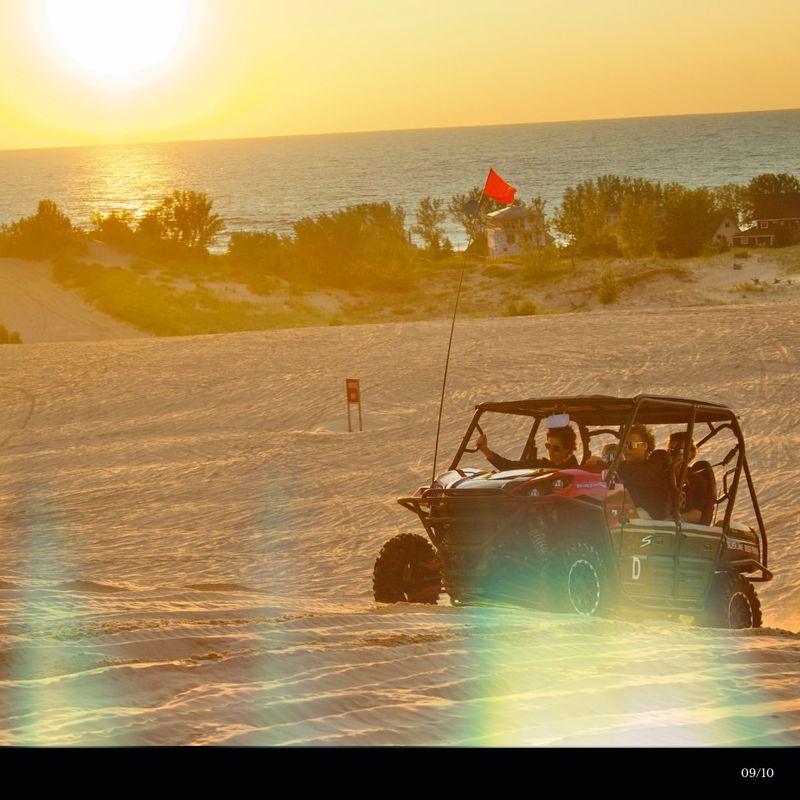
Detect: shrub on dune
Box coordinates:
(0, 200, 86, 260)
(0, 324, 22, 344)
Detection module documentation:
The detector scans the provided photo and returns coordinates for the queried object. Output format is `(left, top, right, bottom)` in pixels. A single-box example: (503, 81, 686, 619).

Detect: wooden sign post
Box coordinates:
(346, 378, 362, 432)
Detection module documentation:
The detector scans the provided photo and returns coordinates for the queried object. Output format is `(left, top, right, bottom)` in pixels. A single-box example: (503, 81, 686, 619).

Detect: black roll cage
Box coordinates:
(449, 394, 768, 572)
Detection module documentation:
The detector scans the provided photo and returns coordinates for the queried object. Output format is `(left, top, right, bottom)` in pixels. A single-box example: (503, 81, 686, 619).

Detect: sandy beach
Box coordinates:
(1, 267, 799, 745)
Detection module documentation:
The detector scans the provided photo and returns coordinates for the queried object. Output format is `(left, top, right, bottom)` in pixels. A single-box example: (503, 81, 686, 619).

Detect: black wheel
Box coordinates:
(373, 533, 442, 604)
(553, 542, 612, 617)
(700, 572, 762, 629)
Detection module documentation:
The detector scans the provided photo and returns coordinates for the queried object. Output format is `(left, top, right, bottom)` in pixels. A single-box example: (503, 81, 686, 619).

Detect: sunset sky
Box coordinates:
(0, 0, 798, 151)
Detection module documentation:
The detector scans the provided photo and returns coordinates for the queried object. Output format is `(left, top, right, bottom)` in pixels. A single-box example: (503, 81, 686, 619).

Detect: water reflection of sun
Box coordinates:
(34, 0, 206, 90)
(76, 143, 182, 222)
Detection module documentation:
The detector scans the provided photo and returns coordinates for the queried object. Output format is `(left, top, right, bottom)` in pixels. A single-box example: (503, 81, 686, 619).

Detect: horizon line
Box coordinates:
(3, 105, 799, 155)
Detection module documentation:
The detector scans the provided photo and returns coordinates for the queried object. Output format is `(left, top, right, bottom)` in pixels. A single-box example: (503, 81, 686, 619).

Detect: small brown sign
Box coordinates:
(345, 378, 362, 432)
(346, 378, 360, 403)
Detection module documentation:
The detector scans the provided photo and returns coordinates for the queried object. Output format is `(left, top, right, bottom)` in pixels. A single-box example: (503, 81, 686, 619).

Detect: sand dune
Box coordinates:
(0, 256, 148, 343)
(1, 302, 799, 746)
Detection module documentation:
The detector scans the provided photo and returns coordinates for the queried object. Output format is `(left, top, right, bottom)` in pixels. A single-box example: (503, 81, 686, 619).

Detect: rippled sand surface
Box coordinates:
(1, 304, 799, 745)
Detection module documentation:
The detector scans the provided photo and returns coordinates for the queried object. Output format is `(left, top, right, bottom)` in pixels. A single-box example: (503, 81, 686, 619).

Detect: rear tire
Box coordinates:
(700, 572, 762, 629)
(373, 533, 442, 604)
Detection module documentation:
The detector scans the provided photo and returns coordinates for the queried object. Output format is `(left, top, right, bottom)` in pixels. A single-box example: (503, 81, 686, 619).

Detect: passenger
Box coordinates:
(621, 424, 655, 462)
(614, 425, 672, 518)
(586, 425, 656, 467)
(601, 442, 618, 462)
(476, 424, 578, 471)
(667, 432, 713, 524)
(587, 425, 671, 518)
(587, 424, 654, 465)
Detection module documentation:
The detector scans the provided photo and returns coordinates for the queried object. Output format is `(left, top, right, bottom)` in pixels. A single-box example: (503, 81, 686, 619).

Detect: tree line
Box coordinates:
(1, 172, 797, 291)
(0, 191, 223, 261)
(552, 172, 800, 257)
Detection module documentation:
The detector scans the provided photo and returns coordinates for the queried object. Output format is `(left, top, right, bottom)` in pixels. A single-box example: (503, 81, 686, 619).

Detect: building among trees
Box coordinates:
(486, 204, 549, 259)
(732, 193, 800, 247)
(713, 214, 739, 247)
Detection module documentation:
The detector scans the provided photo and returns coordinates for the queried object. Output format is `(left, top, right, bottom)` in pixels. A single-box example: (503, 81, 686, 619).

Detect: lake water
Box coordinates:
(1, 108, 798, 248)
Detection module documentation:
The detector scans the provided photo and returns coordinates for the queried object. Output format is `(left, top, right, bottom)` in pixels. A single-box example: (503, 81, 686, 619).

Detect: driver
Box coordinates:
(476, 424, 578, 470)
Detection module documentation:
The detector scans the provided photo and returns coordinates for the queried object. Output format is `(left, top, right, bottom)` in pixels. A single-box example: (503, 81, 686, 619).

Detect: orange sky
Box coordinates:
(1, 0, 798, 151)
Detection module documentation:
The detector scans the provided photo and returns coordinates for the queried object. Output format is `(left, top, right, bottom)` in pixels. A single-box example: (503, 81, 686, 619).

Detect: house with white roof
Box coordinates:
(486, 204, 550, 260)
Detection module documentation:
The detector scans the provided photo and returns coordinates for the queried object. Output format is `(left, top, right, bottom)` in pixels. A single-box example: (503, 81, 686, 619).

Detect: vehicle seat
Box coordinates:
(647, 449, 676, 518)
(689, 460, 717, 525)
(618, 449, 674, 519)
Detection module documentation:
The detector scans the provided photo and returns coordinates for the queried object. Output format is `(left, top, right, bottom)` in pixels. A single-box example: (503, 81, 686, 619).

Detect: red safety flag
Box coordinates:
(483, 168, 516, 205)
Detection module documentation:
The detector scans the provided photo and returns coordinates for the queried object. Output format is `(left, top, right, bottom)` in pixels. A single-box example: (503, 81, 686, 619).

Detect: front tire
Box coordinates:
(554, 542, 612, 617)
(373, 533, 442, 604)
(701, 572, 762, 629)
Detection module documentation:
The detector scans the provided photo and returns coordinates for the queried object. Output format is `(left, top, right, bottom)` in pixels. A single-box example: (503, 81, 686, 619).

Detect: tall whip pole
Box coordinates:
(430, 191, 483, 485)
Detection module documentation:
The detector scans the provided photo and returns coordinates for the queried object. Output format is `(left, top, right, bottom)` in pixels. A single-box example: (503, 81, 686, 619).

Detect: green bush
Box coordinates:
(448, 186, 503, 255)
(597, 267, 621, 305)
(731, 281, 766, 294)
(521, 244, 564, 283)
(226, 231, 288, 294)
(412, 196, 448, 256)
(0, 324, 22, 344)
(504, 299, 538, 316)
(553, 173, 773, 258)
(658, 185, 720, 257)
(0, 200, 86, 259)
(292, 202, 415, 290)
(90, 210, 137, 250)
(141, 190, 224, 255)
(51, 259, 329, 336)
(554, 176, 654, 256)
(482, 264, 513, 279)
(227, 203, 416, 291)
(90, 192, 224, 262)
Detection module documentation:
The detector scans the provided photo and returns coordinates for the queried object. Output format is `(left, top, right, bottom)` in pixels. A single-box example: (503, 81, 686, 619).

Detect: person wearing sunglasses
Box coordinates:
(476, 425, 578, 471)
(620, 424, 655, 462)
(593, 424, 670, 518)
(589, 424, 654, 465)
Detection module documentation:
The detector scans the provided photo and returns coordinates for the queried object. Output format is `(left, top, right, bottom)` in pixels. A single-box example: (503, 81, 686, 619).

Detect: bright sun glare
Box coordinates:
(38, 0, 198, 88)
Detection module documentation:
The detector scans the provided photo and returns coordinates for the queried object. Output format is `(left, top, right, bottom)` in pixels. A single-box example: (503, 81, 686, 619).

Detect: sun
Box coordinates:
(36, 0, 202, 89)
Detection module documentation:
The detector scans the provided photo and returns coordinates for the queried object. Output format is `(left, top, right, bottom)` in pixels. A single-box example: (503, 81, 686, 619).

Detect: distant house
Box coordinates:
(713, 214, 740, 247)
(486, 205, 550, 260)
(732, 193, 800, 247)
(732, 226, 773, 248)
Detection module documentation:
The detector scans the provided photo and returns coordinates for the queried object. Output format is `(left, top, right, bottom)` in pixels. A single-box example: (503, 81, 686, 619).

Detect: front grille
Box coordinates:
(400, 490, 557, 604)
(425, 489, 524, 544)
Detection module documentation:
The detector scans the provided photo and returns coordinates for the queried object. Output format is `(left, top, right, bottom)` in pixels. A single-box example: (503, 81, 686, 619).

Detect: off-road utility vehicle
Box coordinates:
(373, 395, 771, 628)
